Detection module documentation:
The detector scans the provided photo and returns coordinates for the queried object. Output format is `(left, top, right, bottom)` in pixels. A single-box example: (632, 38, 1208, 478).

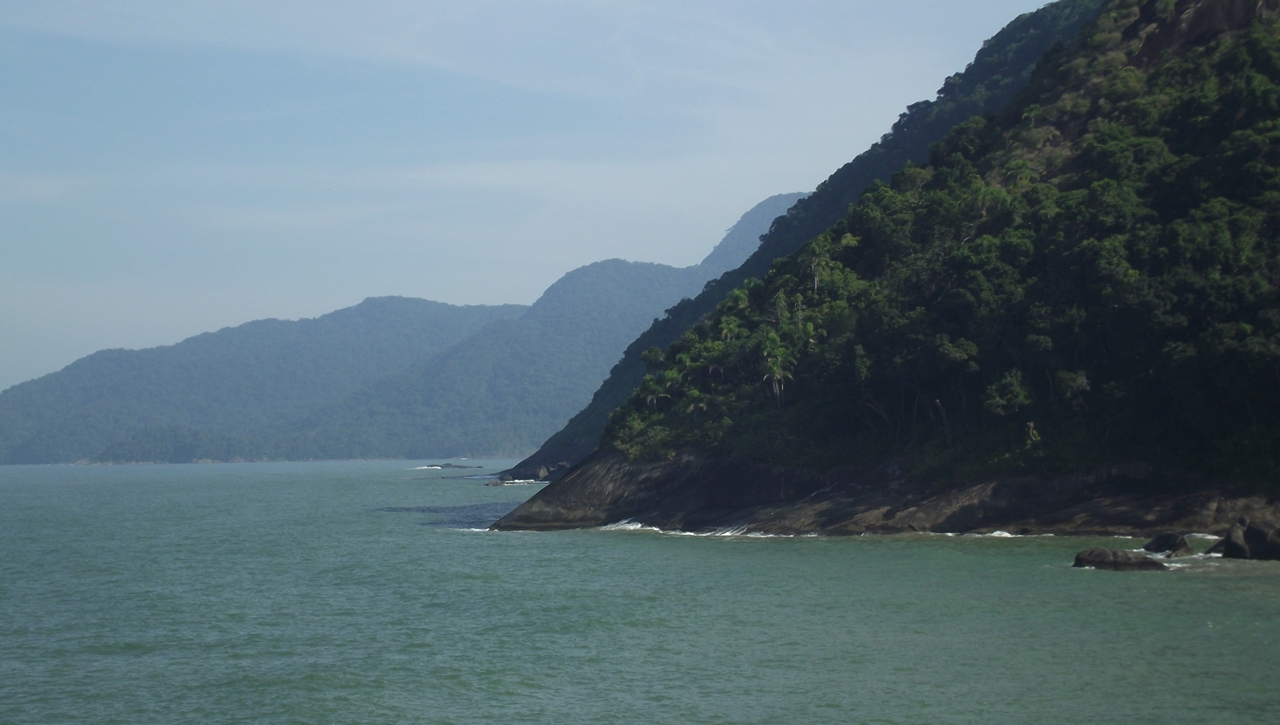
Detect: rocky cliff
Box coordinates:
(492, 451, 1280, 536)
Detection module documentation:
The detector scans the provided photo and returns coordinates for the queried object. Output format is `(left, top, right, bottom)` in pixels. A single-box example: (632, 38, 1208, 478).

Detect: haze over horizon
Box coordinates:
(1, 0, 1052, 391)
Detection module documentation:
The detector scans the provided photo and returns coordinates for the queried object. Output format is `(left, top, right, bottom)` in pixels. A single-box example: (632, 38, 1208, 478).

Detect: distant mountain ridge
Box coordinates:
(260, 192, 805, 460)
(1, 193, 801, 464)
(287, 259, 718, 459)
(504, 0, 1110, 481)
(0, 298, 526, 464)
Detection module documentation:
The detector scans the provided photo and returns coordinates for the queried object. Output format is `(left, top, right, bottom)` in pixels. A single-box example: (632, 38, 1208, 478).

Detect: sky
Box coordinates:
(0, 0, 1053, 391)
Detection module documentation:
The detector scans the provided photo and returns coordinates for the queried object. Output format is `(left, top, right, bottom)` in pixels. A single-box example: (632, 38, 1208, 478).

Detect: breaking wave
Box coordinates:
(597, 519, 801, 538)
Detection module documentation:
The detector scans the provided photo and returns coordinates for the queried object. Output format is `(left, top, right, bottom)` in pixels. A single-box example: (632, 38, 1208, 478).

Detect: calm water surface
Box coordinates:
(1, 461, 1277, 724)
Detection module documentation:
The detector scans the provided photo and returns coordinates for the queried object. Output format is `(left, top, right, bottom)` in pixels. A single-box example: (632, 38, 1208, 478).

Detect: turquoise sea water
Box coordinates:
(1, 460, 1278, 724)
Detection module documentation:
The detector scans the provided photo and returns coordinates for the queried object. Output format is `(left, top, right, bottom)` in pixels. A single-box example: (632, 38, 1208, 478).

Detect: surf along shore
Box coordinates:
(491, 451, 1280, 540)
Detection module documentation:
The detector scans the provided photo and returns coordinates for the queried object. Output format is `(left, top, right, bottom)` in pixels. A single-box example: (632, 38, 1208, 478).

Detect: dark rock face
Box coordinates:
(1213, 518, 1280, 560)
(1130, 0, 1280, 62)
(1143, 532, 1195, 558)
(491, 450, 1280, 536)
(1073, 548, 1168, 571)
(493, 452, 828, 531)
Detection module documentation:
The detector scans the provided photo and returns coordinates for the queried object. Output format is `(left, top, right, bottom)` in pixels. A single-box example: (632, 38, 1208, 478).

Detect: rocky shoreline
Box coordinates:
(491, 451, 1280, 543)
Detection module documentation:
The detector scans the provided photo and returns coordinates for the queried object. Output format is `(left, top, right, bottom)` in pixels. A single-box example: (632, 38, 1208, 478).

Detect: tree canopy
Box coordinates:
(511, 0, 1111, 478)
(604, 0, 1280, 486)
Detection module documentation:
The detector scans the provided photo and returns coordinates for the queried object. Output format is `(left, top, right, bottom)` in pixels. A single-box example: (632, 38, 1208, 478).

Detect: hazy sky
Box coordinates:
(1, 0, 1052, 390)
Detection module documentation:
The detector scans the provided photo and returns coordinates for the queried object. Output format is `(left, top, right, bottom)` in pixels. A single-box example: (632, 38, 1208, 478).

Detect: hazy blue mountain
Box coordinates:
(284, 193, 808, 460)
(283, 259, 712, 459)
(695, 193, 808, 277)
(0, 298, 526, 464)
(79, 193, 801, 463)
(505, 0, 1109, 480)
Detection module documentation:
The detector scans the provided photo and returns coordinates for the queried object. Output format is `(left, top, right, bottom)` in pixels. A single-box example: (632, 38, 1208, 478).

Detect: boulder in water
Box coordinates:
(1209, 518, 1280, 560)
(1143, 532, 1195, 558)
(1073, 548, 1167, 571)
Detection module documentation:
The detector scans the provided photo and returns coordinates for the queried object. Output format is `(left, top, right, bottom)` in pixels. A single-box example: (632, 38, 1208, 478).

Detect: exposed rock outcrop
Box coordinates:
(1129, 0, 1280, 62)
(1073, 548, 1168, 571)
(491, 451, 1280, 536)
(1143, 531, 1196, 558)
(1207, 518, 1280, 560)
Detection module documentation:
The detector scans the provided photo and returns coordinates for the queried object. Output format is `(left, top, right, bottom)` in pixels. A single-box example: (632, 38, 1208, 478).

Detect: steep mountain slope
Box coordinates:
(496, 0, 1280, 534)
(90, 193, 802, 463)
(0, 298, 526, 464)
(505, 0, 1110, 480)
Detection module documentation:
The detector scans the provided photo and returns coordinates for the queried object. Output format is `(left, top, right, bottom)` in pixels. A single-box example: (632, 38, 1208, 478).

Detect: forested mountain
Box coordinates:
(0, 298, 526, 464)
(506, 0, 1109, 480)
(603, 0, 1280, 483)
(62, 194, 801, 464)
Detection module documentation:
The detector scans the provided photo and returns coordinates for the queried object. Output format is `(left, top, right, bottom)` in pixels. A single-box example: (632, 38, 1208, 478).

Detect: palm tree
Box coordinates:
(794, 321, 825, 351)
(799, 233, 835, 293)
(662, 366, 684, 394)
(639, 376, 666, 409)
(720, 316, 744, 341)
(1021, 104, 1042, 128)
(762, 334, 796, 411)
(684, 389, 710, 420)
(1004, 159, 1038, 189)
(724, 287, 751, 314)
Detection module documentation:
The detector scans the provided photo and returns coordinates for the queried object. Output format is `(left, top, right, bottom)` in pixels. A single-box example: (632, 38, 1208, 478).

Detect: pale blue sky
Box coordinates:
(1, 1, 1052, 390)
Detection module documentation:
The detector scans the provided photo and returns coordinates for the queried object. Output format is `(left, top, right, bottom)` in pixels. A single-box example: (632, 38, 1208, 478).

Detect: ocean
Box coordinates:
(1, 460, 1277, 724)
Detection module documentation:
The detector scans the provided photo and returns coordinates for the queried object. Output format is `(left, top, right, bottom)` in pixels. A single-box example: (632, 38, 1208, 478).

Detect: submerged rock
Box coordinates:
(1073, 549, 1168, 571)
(1143, 531, 1195, 558)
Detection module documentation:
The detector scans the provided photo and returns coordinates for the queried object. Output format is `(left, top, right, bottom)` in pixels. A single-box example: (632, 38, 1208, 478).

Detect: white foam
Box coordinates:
(599, 519, 659, 532)
(960, 530, 1056, 538)
(595, 520, 806, 539)
(410, 466, 442, 470)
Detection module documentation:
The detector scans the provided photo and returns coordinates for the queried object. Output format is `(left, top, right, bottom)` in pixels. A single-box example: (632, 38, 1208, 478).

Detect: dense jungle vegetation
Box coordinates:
(513, 0, 1110, 476)
(604, 0, 1280, 484)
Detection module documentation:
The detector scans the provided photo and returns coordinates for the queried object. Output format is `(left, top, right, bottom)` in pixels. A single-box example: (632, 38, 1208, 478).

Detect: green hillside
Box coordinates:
(508, 0, 1110, 479)
(604, 0, 1280, 485)
(0, 298, 526, 464)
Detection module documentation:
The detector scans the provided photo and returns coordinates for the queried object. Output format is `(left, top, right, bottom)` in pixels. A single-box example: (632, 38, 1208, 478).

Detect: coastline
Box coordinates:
(491, 450, 1279, 538)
